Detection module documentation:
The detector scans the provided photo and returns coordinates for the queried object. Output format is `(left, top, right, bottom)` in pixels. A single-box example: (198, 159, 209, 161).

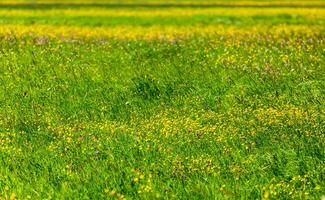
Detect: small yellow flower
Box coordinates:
(10, 193, 16, 200)
(263, 191, 270, 200)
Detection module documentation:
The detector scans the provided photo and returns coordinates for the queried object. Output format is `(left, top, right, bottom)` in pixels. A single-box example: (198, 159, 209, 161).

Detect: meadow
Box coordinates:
(0, 0, 324, 199)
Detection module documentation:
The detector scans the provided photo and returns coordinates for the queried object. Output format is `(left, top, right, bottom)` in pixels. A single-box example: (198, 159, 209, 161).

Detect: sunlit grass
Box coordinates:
(0, 0, 324, 199)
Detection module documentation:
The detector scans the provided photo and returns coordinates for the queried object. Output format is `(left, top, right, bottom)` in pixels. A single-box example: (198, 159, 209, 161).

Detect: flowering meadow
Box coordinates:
(0, 0, 324, 199)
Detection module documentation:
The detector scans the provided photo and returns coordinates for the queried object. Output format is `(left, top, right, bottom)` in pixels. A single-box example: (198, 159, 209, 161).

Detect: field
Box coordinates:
(0, 0, 324, 199)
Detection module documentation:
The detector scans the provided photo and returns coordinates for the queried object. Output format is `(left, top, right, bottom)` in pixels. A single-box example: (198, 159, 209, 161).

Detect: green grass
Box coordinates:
(0, 14, 323, 26)
(0, 2, 325, 200)
(1, 35, 324, 199)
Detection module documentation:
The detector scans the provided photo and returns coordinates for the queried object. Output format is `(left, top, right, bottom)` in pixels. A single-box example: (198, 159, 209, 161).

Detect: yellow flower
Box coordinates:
(10, 193, 16, 200)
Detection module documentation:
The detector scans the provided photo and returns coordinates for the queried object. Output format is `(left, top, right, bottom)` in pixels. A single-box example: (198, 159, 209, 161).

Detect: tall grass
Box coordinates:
(0, 1, 324, 199)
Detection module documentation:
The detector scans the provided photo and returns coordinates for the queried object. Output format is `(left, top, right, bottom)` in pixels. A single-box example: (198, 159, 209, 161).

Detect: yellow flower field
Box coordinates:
(0, 24, 324, 40)
(0, 0, 324, 199)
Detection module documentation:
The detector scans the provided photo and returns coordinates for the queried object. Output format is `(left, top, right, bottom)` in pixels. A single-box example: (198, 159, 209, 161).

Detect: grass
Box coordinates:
(1, 14, 324, 26)
(0, 0, 324, 199)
